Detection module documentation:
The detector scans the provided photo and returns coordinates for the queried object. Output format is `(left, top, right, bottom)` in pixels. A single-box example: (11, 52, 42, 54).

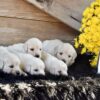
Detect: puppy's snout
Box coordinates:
(63, 72, 68, 76)
(58, 71, 62, 75)
(35, 54, 40, 58)
(62, 59, 66, 63)
(41, 71, 45, 76)
(16, 71, 20, 76)
(9, 65, 14, 68)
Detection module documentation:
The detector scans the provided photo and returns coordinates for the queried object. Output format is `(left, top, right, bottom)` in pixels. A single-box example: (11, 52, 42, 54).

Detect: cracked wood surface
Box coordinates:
(0, 0, 78, 45)
(25, 0, 94, 30)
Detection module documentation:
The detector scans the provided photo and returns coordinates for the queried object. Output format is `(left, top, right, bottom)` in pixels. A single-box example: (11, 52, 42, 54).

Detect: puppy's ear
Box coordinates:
(72, 49, 77, 60)
(24, 42, 28, 53)
(41, 51, 47, 60)
(20, 63, 25, 72)
(54, 46, 59, 57)
(0, 60, 4, 69)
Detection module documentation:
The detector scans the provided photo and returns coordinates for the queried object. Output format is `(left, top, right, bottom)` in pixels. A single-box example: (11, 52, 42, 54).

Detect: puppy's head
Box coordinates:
(26, 59, 45, 75)
(49, 60, 68, 76)
(55, 43, 77, 66)
(24, 38, 42, 58)
(2, 53, 23, 75)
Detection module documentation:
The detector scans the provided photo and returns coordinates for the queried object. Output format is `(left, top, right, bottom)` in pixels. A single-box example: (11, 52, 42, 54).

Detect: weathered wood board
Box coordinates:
(25, 0, 94, 30)
(0, 17, 77, 45)
(0, 0, 78, 45)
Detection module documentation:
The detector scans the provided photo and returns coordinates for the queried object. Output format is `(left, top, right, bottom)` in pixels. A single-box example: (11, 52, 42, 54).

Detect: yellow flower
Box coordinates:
(87, 20, 91, 25)
(83, 7, 90, 17)
(94, 8, 100, 15)
(79, 27, 82, 32)
(74, 39, 79, 48)
(96, 0, 100, 3)
(91, 17, 100, 24)
(81, 48, 86, 54)
(75, 0, 100, 67)
(90, 55, 98, 67)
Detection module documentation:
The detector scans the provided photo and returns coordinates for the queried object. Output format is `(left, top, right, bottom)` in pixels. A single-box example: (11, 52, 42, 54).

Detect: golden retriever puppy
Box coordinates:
(43, 39, 77, 66)
(42, 51, 68, 76)
(7, 38, 42, 58)
(13, 52, 45, 75)
(0, 47, 25, 76)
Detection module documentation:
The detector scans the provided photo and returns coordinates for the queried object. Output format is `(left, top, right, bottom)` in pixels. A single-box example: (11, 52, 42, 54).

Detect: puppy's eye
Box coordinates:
(68, 55, 71, 58)
(9, 65, 14, 68)
(30, 48, 34, 51)
(34, 69, 38, 72)
(59, 52, 63, 55)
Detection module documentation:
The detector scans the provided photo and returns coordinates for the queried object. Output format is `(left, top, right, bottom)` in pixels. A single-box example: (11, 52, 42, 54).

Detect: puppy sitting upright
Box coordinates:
(0, 47, 25, 75)
(42, 51, 68, 76)
(43, 39, 77, 66)
(7, 38, 42, 58)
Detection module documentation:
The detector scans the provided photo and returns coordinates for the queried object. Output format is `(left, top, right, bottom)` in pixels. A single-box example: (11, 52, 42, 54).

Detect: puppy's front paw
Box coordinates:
(21, 71, 28, 76)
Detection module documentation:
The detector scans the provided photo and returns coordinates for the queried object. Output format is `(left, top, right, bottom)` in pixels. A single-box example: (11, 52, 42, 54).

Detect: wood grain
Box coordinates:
(25, 0, 94, 30)
(0, 0, 58, 22)
(0, 17, 77, 45)
(0, 0, 79, 45)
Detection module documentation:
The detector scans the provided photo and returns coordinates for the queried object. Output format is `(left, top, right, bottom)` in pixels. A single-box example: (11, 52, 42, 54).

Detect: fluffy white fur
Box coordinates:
(42, 51, 68, 76)
(0, 47, 25, 75)
(43, 39, 77, 66)
(12, 52, 45, 75)
(7, 38, 42, 58)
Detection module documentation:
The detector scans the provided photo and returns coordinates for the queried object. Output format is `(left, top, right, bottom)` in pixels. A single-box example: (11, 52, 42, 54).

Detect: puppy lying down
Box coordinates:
(7, 38, 42, 58)
(0, 38, 77, 77)
(10, 52, 45, 76)
(0, 47, 25, 76)
(43, 39, 77, 66)
(41, 51, 68, 76)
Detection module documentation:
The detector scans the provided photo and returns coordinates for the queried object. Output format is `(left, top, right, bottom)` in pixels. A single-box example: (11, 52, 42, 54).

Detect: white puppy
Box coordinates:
(7, 38, 42, 58)
(42, 51, 68, 76)
(0, 47, 25, 75)
(13, 52, 45, 75)
(43, 39, 77, 66)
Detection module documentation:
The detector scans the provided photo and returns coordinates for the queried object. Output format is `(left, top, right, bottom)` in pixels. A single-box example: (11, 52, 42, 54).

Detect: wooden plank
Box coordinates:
(0, 17, 77, 45)
(0, 0, 58, 22)
(25, 0, 94, 30)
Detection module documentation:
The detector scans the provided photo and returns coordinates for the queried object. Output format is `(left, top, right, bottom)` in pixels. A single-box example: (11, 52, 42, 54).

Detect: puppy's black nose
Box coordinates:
(35, 54, 40, 58)
(16, 71, 20, 76)
(9, 65, 14, 68)
(62, 59, 66, 63)
(58, 71, 62, 75)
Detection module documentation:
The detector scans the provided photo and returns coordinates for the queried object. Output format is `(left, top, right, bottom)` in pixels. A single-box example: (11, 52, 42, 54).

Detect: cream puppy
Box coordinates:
(13, 52, 45, 75)
(0, 47, 25, 75)
(43, 39, 77, 66)
(7, 38, 42, 58)
(42, 51, 68, 76)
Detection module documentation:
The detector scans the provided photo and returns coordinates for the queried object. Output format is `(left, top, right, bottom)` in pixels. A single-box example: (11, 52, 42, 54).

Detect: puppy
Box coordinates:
(41, 51, 68, 76)
(43, 39, 77, 66)
(13, 52, 45, 75)
(7, 38, 42, 58)
(0, 47, 25, 75)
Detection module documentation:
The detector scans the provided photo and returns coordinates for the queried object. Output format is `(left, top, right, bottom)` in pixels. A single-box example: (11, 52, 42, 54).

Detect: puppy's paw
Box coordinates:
(23, 73, 28, 76)
(21, 71, 28, 76)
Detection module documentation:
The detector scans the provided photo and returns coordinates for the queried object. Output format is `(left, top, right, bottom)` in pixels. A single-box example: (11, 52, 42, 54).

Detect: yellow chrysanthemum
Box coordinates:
(75, 0, 100, 67)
